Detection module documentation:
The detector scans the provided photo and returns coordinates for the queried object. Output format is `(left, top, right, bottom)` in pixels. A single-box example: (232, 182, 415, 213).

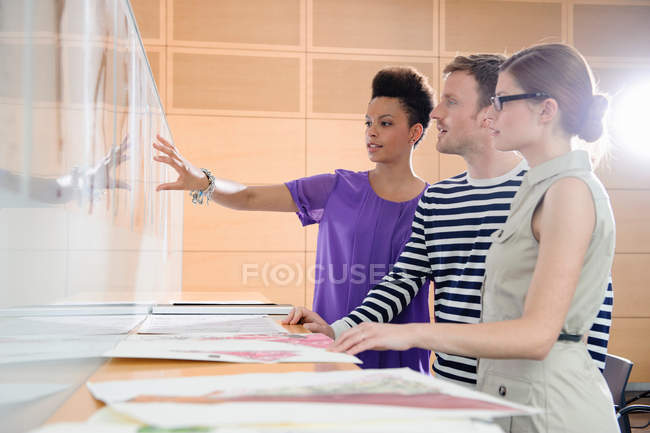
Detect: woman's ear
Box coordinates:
(409, 123, 424, 145)
(539, 98, 559, 125)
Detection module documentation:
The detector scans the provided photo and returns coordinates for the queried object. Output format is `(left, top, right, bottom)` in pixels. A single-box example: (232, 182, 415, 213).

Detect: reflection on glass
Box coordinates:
(0, 1, 182, 431)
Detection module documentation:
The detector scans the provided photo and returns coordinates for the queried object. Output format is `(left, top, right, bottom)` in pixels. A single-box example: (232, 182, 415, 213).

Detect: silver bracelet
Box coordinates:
(189, 168, 216, 205)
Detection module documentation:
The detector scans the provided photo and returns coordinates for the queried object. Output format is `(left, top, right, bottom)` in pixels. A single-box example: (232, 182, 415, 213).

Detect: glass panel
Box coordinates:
(0, 1, 182, 431)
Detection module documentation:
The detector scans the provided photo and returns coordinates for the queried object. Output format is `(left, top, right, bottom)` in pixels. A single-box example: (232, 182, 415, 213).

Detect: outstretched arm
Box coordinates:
(154, 135, 297, 212)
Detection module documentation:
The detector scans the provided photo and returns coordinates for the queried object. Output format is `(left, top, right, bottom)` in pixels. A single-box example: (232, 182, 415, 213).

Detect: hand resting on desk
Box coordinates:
(282, 307, 334, 339)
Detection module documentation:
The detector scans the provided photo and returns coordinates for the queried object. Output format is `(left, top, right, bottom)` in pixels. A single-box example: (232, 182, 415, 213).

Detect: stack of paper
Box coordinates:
(30, 419, 507, 433)
(97, 306, 362, 364)
(77, 368, 537, 431)
(153, 303, 294, 315)
(31, 419, 507, 433)
(104, 332, 361, 364)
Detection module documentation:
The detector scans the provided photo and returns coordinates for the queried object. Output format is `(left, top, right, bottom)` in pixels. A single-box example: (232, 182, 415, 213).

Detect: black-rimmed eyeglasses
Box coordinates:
(490, 92, 550, 112)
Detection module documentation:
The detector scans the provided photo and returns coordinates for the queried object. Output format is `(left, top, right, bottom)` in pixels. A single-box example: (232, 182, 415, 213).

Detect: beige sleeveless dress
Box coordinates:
(476, 150, 618, 433)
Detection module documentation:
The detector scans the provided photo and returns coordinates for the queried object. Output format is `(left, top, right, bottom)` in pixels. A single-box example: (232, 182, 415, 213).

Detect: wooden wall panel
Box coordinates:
(442, 0, 563, 55)
(597, 151, 650, 191)
(412, 138, 439, 184)
(130, 0, 164, 43)
(166, 115, 305, 185)
(170, 50, 303, 115)
(609, 190, 650, 254)
(439, 153, 468, 181)
(183, 251, 306, 305)
(608, 318, 650, 382)
(305, 119, 439, 184)
(611, 254, 650, 318)
(306, 251, 316, 308)
(311, 0, 435, 55)
(183, 203, 304, 252)
(310, 56, 435, 116)
(145, 48, 165, 106)
(306, 119, 369, 174)
(573, 3, 650, 59)
(171, 0, 302, 49)
(145, 50, 160, 89)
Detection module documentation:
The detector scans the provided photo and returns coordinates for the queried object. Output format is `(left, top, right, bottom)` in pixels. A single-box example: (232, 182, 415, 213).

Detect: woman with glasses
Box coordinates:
(154, 67, 433, 373)
(331, 43, 618, 432)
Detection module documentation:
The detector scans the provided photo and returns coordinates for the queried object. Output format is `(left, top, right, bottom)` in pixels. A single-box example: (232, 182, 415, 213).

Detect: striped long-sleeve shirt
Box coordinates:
(331, 161, 613, 385)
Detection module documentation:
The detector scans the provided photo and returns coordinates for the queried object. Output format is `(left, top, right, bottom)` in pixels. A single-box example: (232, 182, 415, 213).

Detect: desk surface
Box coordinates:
(45, 292, 359, 424)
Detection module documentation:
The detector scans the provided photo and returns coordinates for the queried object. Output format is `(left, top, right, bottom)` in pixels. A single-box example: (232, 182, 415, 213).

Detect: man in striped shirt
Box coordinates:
(286, 54, 612, 386)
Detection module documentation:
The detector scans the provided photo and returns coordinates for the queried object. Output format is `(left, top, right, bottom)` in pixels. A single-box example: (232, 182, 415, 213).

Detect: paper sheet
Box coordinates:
(29, 425, 141, 433)
(87, 368, 537, 429)
(0, 315, 147, 336)
(109, 402, 512, 429)
(30, 417, 505, 433)
(103, 333, 361, 364)
(137, 314, 286, 335)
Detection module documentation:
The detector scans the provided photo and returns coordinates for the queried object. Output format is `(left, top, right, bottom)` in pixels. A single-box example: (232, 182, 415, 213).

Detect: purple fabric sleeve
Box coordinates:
(284, 173, 337, 226)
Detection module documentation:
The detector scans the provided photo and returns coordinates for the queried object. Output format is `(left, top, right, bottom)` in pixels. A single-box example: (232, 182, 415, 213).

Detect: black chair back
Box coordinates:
(604, 354, 634, 433)
(604, 353, 634, 409)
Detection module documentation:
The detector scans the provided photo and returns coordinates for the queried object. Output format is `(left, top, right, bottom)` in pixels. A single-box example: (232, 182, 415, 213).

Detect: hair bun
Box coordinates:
(578, 94, 608, 142)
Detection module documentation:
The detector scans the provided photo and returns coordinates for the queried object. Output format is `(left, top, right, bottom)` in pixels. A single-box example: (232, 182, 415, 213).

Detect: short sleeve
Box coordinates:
(284, 173, 337, 226)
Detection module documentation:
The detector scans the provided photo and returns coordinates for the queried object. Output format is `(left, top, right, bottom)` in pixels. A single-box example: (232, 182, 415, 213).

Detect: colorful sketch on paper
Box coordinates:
(128, 372, 516, 413)
(196, 333, 332, 348)
(170, 350, 298, 363)
(103, 332, 360, 364)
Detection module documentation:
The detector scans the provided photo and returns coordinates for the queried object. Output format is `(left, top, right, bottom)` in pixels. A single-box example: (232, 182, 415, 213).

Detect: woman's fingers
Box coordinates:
(281, 308, 297, 324)
(341, 337, 376, 355)
(330, 326, 368, 353)
(153, 155, 183, 173)
(153, 137, 184, 163)
(303, 322, 334, 339)
(282, 307, 330, 331)
(282, 307, 307, 325)
(153, 140, 175, 158)
(156, 134, 173, 149)
(156, 180, 186, 191)
(289, 307, 308, 325)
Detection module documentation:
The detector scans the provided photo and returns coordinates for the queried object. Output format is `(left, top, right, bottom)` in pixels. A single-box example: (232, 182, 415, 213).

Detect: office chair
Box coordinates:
(618, 405, 650, 432)
(603, 354, 634, 433)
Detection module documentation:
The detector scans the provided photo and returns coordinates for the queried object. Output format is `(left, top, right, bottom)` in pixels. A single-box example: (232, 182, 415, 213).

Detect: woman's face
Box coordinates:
(487, 72, 541, 153)
(365, 96, 416, 163)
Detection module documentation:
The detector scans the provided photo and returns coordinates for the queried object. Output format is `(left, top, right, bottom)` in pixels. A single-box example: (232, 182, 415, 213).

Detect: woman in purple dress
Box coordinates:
(154, 67, 434, 373)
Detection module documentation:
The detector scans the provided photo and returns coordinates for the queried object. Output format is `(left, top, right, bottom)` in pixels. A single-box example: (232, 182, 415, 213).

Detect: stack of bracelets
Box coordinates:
(189, 168, 216, 205)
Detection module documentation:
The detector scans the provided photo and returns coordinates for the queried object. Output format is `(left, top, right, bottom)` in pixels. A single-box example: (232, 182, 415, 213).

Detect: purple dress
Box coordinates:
(285, 169, 430, 373)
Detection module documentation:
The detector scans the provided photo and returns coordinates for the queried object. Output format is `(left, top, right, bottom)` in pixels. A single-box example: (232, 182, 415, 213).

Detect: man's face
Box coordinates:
(430, 71, 489, 156)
